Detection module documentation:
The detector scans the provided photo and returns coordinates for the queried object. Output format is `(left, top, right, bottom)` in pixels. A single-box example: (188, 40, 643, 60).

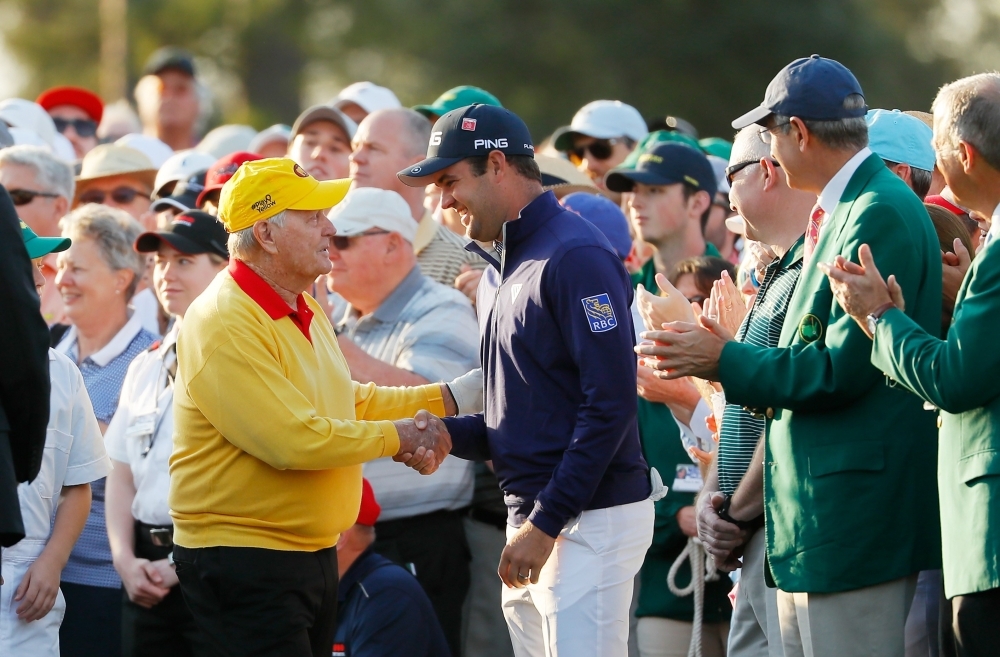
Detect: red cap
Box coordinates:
(36, 86, 104, 123)
(356, 479, 381, 526)
(196, 151, 262, 208)
(925, 194, 967, 217)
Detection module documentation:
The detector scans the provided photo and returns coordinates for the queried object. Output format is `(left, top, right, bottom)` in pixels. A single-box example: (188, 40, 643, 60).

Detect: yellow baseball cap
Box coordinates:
(217, 157, 351, 233)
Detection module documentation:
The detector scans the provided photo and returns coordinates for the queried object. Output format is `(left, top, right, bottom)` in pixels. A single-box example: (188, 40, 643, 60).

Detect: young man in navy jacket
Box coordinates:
(398, 104, 661, 657)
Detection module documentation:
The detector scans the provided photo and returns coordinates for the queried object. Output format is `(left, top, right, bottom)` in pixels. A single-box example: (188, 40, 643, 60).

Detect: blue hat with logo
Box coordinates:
(397, 104, 534, 185)
(865, 109, 935, 172)
(732, 55, 867, 129)
(560, 192, 633, 260)
(604, 142, 717, 197)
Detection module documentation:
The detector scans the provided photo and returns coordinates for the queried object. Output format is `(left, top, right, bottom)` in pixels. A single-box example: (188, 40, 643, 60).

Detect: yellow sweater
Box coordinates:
(169, 261, 445, 551)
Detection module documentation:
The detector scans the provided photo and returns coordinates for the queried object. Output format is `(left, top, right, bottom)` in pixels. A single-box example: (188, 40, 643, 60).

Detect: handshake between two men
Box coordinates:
(393, 410, 453, 475)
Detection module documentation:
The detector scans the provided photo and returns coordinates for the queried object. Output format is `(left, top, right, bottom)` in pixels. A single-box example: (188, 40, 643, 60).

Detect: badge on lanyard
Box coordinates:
(672, 464, 704, 493)
(125, 413, 156, 437)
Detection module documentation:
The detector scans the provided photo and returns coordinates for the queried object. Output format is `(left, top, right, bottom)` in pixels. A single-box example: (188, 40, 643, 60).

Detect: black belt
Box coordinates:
(466, 507, 508, 530)
(135, 521, 174, 547)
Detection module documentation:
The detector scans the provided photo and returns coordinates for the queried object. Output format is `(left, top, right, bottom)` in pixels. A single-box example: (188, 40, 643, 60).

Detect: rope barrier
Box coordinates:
(666, 536, 719, 657)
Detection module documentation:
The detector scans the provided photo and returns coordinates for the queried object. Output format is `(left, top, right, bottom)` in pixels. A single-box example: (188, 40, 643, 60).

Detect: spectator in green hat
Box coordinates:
(413, 85, 502, 122)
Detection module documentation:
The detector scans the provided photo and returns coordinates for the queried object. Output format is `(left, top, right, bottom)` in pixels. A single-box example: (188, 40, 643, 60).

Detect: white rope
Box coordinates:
(666, 536, 720, 657)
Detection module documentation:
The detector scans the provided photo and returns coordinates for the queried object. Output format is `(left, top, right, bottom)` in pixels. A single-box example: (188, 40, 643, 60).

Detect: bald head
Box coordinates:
(731, 125, 771, 166)
(350, 108, 432, 218)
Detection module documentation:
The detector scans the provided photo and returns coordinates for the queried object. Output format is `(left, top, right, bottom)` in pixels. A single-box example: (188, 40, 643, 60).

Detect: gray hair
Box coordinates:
(0, 145, 75, 200)
(775, 93, 869, 151)
(227, 210, 286, 260)
(731, 125, 772, 165)
(932, 73, 1000, 171)
(59, 204, 146, 300)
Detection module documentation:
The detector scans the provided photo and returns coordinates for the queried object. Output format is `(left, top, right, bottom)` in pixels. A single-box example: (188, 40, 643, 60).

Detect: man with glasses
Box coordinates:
(0, 145, 76, 324)
(73, 145, 157, 222)
(637, 55, 942, 657)
(694, 125, 814, 657)
(327, 186, 479, 656)
(553, 100, 648, 198)
(36, 87, 103, 160)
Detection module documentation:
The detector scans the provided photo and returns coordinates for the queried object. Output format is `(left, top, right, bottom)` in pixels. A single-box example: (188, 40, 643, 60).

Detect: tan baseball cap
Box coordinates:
(77, 144, 157, 190)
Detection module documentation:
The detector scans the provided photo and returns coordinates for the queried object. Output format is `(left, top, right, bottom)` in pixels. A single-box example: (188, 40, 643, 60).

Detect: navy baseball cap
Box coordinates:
(732, 55, 867, 129)
(135, 210, 229, 258)
(560, 192, 632, 261)
(397, 104, 534, 186)
(604, 142, 717, 197)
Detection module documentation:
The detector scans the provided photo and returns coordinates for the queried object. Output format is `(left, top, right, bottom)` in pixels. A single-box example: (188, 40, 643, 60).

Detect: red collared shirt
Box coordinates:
(228, 259, 314, 342)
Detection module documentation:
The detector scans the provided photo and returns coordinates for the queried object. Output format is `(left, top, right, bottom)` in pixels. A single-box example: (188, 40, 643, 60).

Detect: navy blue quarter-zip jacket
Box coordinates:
(442, 191, 650, 538)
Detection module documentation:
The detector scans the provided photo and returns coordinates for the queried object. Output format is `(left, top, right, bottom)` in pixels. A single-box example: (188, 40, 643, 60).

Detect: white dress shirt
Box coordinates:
(104, 324, 178, 526)
(817, 147, 873, 216)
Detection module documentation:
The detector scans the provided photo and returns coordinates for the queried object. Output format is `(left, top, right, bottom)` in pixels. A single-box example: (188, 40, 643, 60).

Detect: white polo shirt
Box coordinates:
(104, 324, 178, 526)
(18, 350, 111, 541)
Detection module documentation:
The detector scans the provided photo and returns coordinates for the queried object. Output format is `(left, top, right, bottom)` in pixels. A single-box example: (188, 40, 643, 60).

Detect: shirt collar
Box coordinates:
(338, 547, 380, 603)
(228, 259, 314, 341)
(987, 201, 1000, 246)
(413, 210, 438, 256)
(56, 310, 146, 367)
(502, 191, 562, 250)
(817, 147, 872, 216)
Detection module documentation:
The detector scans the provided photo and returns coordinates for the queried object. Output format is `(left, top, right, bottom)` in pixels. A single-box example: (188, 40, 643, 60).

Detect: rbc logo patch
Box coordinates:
(581, 293, 617, 333)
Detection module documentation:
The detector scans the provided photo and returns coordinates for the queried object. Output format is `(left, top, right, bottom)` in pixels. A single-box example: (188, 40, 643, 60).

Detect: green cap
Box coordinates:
(619, 130, 703, 170)
(699, 137, 733, 161)
(21, 220, 71, 259)
(413, 86, 502, 119)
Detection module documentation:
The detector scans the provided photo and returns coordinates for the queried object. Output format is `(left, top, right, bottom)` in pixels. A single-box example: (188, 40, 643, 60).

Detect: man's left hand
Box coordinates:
(818, 244, 896, 336)
(498, 521, 556, 589)
(636, 316, 730, 380)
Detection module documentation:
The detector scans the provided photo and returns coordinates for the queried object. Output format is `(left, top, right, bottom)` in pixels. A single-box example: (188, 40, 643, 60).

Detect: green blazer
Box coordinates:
(872, 235, 1000, 598)
(717, 153, 942, 593)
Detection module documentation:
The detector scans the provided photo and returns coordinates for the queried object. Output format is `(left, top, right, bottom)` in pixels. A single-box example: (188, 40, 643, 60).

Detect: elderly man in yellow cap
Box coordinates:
(168, 158, 456, 657)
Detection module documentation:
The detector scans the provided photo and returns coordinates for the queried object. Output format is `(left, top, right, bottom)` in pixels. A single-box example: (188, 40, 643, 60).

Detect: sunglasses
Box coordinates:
(8, 188, 60, 206)
(79, 186, 146, 206)
(567, 138, 627, 164)
(331, 230, 390, 251)
(725, 158, 781, 185)
(53, 117, 98, 138)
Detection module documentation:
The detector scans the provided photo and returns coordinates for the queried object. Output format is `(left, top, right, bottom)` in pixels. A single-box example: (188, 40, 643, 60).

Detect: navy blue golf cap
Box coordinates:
(731, 55, 867, 129)
(397, 104, 534, 185)
(604, 142, 717, 197)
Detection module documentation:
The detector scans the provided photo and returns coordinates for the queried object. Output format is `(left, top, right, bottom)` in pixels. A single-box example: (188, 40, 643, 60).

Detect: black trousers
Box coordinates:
(60, 582, 123, 657)
(173, 545, 338, 657)
(374, 508, 471, 657)
(121, 526, 210, 657)
(949, 586, 1000, 657)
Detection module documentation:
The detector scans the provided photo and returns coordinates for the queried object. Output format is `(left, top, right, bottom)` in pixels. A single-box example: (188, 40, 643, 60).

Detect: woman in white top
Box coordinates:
(104, 210, 228, 657)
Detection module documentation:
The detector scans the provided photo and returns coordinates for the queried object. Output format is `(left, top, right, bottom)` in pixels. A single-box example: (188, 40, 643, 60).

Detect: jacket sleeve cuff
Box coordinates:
(377, 420, 401, 458)
(527, 502, 565, 539)
(420, 383, 447, 417)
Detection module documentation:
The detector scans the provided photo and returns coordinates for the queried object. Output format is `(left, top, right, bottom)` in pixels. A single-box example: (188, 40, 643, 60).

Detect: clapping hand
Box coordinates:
(393, 410, 452, 475)
(942, 238, 971, 317)
(703, 270, 747, 337)
(636, 273, 696, 332)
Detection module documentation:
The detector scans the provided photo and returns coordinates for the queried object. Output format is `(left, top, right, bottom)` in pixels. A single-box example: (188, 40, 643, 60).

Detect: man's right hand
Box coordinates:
(696, 491, 746, 572)
(117, 556, 171, 608)
(393, 410, 452, 475)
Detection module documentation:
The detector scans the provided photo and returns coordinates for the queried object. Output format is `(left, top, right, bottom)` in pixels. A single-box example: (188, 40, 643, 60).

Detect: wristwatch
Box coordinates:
(866, 302, 896, 337)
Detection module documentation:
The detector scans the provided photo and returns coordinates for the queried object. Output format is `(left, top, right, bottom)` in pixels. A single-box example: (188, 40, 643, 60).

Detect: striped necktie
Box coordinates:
(804, 203, 825, 262)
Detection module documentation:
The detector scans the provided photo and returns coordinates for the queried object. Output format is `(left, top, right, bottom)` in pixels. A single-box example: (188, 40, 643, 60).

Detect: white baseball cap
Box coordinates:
(707, 154, 731, 195)
(0, 99, 58, 147)
(333, 82, 402, 115)
(154, 150, 216, 198)
(553, 100, 648, 151)
(327, 187, 417, 244)
(116, 133, 174, 168)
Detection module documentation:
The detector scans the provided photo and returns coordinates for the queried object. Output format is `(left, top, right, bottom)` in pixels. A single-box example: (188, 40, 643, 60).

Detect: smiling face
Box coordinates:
(433, 159, 506, 242)
(55, 236, 132, 325)
(153, 242, 226, 318)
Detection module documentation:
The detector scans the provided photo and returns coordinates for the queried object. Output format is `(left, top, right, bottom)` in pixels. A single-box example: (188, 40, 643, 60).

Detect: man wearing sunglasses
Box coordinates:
(36, 87, 103, 160)
(73, 145, 157, 222)
(637, 55, 942, 657)
(0, 145, 76, 324)
(552, 100, 648, 197)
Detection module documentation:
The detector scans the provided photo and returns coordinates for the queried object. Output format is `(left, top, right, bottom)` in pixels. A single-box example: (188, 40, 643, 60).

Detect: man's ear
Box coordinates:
(789, 117, 809, 152)
(959, 140, 976, 174)
(688, 189, 711, 218)
(760, 158, 779, 191)
(489, 150, 507, 179)
(53, 195, 69, 219)
(253, 219, 280, 255)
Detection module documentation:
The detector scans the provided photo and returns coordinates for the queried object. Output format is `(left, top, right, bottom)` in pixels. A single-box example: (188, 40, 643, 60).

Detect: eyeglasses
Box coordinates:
(757, 121, 792, 145)
(331, 230, 390, 251)
(8, 188, 60, 206)
(78, 186, 146, 206)
(567, 138, 627, 164)
(725, 158, 781, 185)
(53, 118, 98, 138)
